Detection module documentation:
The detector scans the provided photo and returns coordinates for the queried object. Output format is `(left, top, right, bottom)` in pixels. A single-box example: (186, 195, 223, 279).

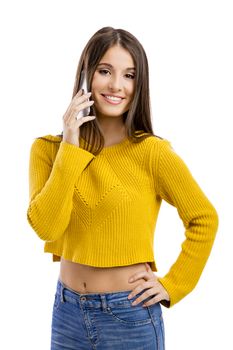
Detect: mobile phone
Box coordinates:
(78, 70, 90, 117)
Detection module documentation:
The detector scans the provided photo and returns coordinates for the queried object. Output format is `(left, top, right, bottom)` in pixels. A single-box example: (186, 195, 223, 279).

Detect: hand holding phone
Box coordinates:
(62, 71, 96, 146)
(78, 70, 91, 118)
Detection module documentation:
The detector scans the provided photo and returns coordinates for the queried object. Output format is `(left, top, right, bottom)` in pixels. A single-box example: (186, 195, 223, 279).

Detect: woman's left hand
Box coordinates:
(127, 263, 170, 307)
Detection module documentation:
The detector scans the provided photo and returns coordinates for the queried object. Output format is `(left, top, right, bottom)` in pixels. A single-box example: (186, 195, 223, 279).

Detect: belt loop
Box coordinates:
(100, 295, 108, 311)
(60, 283, 65, 303)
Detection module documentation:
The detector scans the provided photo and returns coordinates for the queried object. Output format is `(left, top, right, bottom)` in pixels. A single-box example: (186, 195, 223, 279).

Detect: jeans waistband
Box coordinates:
(56, 278, 162, 314)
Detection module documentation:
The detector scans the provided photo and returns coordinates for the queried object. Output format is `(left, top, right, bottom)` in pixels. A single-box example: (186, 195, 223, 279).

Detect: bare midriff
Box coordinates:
(59, 257, 151, 294)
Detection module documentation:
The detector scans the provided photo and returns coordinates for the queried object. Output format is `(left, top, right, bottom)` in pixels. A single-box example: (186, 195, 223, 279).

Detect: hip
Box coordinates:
(51, 278, 165, 349)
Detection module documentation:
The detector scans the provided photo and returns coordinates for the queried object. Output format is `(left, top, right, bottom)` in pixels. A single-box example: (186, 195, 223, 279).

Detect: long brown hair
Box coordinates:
(39, 27, 163, 155)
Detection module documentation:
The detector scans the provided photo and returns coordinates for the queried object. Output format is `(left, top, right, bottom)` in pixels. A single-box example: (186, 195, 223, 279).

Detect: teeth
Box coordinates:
(105, 95, 122, 101)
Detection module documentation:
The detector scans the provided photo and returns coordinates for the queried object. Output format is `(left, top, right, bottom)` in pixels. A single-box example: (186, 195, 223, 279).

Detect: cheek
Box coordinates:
(91, 79, 97, 91)
(127, 89, 135, 103)
(91, 73, 98, 91)
(91, 72, 105, 90)
(128, 81, 135, 97)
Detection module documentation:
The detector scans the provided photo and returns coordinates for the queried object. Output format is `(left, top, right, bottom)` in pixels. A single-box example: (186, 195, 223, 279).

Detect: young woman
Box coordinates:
(27, 27, 219, 349)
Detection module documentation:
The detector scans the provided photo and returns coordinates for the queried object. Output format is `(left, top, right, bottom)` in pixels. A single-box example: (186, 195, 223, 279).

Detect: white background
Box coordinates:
(0, 0, 232, 349)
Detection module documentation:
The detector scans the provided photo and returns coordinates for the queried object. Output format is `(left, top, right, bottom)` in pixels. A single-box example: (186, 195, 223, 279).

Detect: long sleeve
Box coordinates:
(154, 140, 219, 308)
(27, 138, 96, 241)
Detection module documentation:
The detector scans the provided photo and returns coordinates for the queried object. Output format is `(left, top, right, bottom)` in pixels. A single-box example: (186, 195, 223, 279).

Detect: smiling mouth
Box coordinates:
(101, 94, 124, 105)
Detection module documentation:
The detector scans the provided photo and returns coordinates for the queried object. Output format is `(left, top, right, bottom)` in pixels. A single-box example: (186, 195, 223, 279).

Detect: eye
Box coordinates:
(125, 73, 135, 79)
(98, 69, 110, 75)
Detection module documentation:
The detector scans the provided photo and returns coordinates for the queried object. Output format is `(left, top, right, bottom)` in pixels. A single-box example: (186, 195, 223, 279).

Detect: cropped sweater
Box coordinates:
(27, 133, 219, 308)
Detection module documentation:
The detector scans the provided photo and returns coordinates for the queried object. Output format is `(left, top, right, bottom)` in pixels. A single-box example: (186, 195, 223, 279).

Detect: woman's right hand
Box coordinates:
(62, 89, 96, 146)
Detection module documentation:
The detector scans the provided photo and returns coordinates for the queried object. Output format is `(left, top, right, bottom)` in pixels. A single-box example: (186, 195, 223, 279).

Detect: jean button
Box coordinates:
(81, 296, 86, 301)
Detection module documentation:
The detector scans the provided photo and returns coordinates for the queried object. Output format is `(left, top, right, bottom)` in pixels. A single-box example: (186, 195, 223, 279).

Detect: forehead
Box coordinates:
(98, 45, 135, 69)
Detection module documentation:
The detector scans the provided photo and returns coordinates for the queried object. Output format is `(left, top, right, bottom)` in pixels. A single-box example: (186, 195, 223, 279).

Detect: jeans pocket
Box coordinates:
(106, 302, 152, 326)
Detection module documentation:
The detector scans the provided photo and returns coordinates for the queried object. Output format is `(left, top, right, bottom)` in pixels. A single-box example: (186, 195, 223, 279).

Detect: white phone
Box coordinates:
(78, 70, 91, 118)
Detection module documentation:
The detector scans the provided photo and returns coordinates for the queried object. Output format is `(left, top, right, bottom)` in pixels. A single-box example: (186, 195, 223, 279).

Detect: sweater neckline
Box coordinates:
(101, 136, 130, 153)
(80, 136, 130, 154)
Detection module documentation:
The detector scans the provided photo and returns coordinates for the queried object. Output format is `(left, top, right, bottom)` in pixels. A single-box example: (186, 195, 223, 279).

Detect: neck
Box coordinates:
(98, 118, 126, 140)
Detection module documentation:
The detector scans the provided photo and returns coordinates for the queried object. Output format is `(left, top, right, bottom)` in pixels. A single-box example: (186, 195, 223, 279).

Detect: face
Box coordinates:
(91, 45, 136, 120)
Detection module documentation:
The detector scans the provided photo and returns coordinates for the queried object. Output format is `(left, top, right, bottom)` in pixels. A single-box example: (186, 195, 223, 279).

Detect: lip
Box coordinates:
(101, 93, 125, 99)
(101, 94, 124, 105)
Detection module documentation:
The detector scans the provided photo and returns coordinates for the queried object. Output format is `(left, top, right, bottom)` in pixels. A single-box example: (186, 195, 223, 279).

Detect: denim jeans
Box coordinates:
(50, 278, 165, 349)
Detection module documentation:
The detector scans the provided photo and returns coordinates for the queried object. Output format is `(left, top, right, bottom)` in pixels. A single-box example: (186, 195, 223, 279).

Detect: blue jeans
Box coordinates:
(50, 278, 165, 349)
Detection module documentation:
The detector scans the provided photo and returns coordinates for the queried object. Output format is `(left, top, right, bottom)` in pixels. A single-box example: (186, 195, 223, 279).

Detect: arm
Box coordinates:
(27, 137, 95, 241)
(155, 140, 219, 308)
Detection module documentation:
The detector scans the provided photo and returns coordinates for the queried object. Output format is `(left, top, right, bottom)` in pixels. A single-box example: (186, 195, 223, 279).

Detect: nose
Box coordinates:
(108, 74, 122, 92)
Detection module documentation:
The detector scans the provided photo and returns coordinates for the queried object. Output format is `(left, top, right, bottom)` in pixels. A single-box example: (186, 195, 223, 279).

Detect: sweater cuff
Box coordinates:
(157, 276, 179, 308)
(54, 141, 96, 176)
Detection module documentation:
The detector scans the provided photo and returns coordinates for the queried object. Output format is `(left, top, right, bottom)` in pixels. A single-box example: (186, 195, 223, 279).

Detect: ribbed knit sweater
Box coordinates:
(27, 133, 218, 308)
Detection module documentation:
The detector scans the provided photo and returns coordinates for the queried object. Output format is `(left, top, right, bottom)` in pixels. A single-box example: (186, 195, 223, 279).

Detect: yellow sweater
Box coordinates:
(27, 134, 218, 308)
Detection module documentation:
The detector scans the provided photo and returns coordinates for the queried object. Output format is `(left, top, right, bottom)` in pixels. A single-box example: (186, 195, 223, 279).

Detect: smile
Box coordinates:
(101, 94, 124, 105)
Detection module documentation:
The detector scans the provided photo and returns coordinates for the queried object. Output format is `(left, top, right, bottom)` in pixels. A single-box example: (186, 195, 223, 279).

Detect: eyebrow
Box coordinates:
(97, 63, 135, 71)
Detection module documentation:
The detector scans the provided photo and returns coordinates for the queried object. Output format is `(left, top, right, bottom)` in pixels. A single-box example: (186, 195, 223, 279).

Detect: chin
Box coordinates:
(95, 106, 128, 118)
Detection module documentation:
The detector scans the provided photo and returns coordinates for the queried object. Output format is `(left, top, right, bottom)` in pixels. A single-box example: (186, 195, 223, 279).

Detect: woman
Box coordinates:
(27, 27, 219, 349)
